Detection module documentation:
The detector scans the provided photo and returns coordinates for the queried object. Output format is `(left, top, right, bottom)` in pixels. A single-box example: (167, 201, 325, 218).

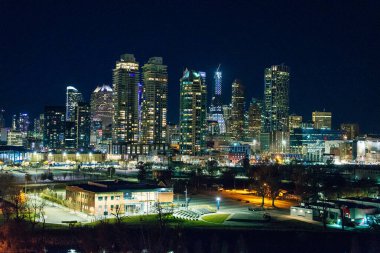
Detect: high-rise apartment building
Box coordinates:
(312, 111, 332, 129)
(44, 106, 66, 149)
(230, 79, 245, 140)
(263, 65, 290, 132)
(141, 57, 168, 144)
(209, 67, 226, 134)
(112, 54, 140, 144)
(66, 86, 84, 122)
(179, 69, 207, 155)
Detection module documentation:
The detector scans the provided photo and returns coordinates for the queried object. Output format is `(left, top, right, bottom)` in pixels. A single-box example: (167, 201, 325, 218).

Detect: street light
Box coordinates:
(184, 185, 188, 210)
(216, 197, 221, 211)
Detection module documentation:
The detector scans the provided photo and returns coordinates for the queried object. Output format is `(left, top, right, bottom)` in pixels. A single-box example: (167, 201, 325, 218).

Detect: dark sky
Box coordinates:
(0, 0, 379, 133)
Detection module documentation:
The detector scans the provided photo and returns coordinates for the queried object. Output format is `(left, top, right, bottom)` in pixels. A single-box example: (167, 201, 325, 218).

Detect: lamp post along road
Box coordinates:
(216, 197, 221, 211)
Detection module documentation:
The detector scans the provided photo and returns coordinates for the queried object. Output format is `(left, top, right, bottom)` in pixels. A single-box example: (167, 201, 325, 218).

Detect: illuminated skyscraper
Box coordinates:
(246, 98, 262, 141)
(44, 106, 66, 149)
(90, 84, 114, 145)
(179, 69, 207, 155)
(75, 102, 91, 149)
(66, 86, 84, 122)
(230, 79, 245, 140)
(91, 85, 114, 128)
(12, 113, 30, 133)
(263, 65, 290, 132)
(141, 57, 168, 144)
(33, 114, 44, 140)
(312, 111, 332, 129)
(209, 66, 226, 134)
(112, 54, 140, 144)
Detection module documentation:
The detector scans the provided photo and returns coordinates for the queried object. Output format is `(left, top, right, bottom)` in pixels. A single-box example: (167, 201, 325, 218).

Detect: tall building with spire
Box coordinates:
(141, 57, 168, 144)
(230, 79, 245, 140)
(112, 54, 140, 144)
(179, 69, 207, 155)
(209, 66, 226, 134)
(263, 65, 290, 132)
(66, 86, 84, 122)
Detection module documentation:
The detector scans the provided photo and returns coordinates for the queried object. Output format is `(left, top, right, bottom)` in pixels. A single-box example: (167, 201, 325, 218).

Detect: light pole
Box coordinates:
(184, 185, 188, 210)
(216, 197, 221, 211)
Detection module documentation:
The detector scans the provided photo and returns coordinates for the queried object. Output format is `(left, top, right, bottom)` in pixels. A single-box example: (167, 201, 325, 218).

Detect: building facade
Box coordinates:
(66, 86, 84, 122)
(209, 67, 226, 134)
(141, 57, 168, 144)
(66, 181, 173, 216)
(312, 111, 332, 130)
(230, 79, 245, 140)
(353, 135, 380, 164)
(44, 106, 66, 150)
(246, 98, 262, 142)
(12, 113, 30, 133)
(112, 54, 140, 144)
(341, 123, 359, 140)
(179, 69, 207, 156)
(90, 85, 114, 129)
(90, 85, 114, 147)
(290, 127, 343, 162)
(263, 65, 290, 132)
(289, 115, 302, 132)
(7, 130, 24, 146)
(76, 102, 91, 149)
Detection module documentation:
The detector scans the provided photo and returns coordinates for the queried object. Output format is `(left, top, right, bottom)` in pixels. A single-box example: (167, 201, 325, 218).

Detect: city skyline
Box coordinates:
(1, 2, 380, 251)
(0, 1, 379, 132)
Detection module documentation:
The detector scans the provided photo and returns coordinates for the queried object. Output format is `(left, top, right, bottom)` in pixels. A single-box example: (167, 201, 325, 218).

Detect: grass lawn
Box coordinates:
(84, 214, 226, 228)
(202, 213, 230, 224)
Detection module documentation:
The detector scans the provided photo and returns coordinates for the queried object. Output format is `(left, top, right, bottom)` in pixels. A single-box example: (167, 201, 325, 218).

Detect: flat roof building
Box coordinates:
(66, 180, 173, 217)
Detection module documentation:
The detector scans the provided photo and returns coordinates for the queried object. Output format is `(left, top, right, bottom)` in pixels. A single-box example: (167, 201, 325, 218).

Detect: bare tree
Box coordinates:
(253, 167, 269, 207)
(111, 204, 125, 224)
(25, 192, 46, 230)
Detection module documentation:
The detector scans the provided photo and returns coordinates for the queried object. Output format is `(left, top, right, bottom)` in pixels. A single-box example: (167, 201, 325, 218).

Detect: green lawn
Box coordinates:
(202, 213, 230, 224)
(84, 214, 226, 228)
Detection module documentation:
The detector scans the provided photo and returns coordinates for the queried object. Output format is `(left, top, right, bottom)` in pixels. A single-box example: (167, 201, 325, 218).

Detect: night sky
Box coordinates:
(0, 0, 379, 133)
